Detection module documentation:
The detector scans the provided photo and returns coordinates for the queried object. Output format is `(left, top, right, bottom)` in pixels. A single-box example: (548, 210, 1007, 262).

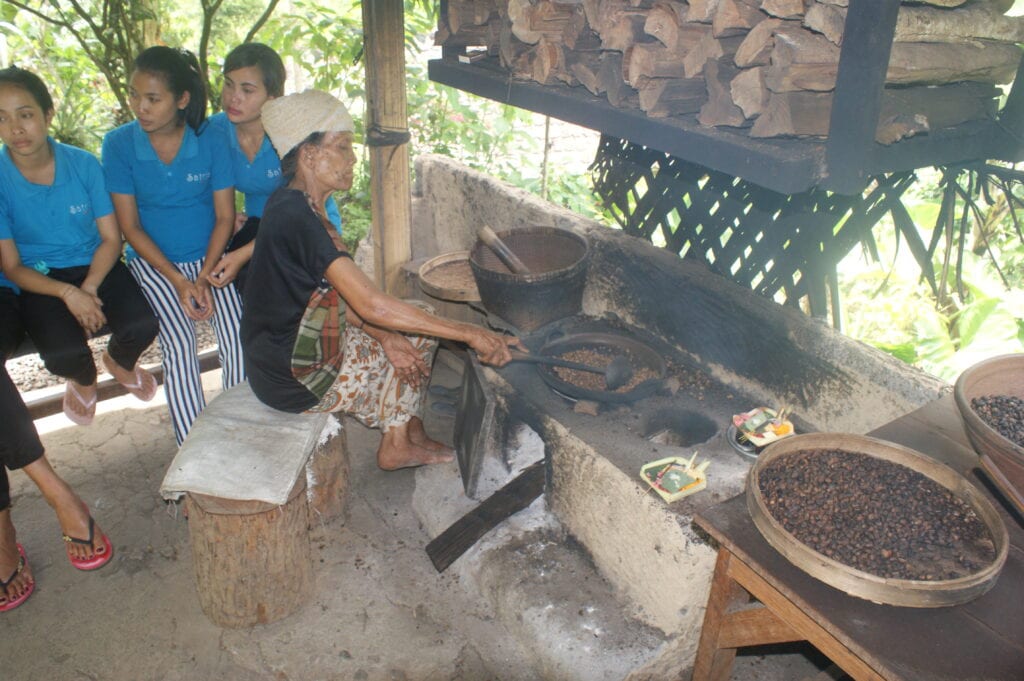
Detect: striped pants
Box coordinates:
(128, 258, 245, 446)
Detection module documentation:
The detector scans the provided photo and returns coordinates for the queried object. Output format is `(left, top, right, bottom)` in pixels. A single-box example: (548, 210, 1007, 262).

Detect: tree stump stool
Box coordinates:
(159, 382, 350, 628)
(186, 479, 313, 628)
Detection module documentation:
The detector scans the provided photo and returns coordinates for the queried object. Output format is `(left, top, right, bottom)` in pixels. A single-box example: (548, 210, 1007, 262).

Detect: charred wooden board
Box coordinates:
(426, 461, 545, 573)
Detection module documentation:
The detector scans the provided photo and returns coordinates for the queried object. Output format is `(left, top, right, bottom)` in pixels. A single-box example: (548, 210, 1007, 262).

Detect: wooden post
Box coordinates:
(363, 0, 413, 294)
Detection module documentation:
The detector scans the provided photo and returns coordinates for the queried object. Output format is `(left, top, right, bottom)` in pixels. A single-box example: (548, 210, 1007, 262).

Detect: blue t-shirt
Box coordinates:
(0, 139, 110, 275)
(207, 112, 342, 233)
(102, 121, 233, 263)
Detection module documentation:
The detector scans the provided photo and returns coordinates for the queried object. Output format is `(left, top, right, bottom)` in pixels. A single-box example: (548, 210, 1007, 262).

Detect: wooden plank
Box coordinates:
(425, 461, 545, 572)
(363, 0, 413, 293)
(824, 0, 898, 194)
(718, 605, 803, 648)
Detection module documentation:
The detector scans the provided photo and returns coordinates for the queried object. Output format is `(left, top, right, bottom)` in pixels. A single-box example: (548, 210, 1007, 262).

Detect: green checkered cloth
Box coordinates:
(291, 283, 346, 399)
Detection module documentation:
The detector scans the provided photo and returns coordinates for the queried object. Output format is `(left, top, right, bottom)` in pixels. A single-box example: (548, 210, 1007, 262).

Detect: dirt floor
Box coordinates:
(2, 360, 832, 681)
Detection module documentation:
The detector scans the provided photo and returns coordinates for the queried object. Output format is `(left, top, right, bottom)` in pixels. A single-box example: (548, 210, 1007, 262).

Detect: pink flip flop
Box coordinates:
(62, 513, 113, 571)
(0, 544, 35, 612)
(63, 381, 97, 426)
(102, 354, 158, 402)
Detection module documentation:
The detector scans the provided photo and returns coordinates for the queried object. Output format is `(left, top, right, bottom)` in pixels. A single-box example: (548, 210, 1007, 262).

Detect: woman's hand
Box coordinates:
(379, 331, 430, 389)
(174, 276, 214, 321)
(465, 327, 524, 367)
(61, 285, 106, 335)
(208, 250, 246, 288)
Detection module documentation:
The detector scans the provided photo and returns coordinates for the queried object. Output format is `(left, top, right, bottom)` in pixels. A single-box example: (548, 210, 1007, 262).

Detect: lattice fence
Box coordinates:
(590, 135, 917, 325)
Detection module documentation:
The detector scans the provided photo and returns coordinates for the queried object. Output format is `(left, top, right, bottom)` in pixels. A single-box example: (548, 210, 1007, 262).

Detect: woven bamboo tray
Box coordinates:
(746, 433, 1008, 608)
(418, 251, 480, 302)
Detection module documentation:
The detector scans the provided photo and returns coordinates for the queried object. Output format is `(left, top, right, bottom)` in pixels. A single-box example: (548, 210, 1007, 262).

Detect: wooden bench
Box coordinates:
(159, 381, 349, 628)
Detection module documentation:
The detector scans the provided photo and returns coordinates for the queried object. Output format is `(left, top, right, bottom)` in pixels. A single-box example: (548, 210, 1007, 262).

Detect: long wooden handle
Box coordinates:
(478, 226, 531, 275)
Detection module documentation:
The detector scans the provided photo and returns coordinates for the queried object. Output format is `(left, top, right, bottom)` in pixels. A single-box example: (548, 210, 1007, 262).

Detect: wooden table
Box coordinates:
(691, 395, 1024, 681)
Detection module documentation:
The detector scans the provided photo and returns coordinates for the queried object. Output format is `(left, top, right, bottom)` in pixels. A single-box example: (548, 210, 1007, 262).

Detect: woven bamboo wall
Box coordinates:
(590, 135, 917, 325)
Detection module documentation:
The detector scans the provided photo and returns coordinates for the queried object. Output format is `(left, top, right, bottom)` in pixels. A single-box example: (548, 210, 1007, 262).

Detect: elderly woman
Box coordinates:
(242, 90, 521, 470)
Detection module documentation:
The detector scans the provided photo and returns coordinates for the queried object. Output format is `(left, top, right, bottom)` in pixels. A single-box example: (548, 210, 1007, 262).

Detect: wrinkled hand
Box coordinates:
(466, 327, 525, 367)
(380, 332, 429, 389)
(63, 286, 106, 335)
(175, 277, 214, 321)
(208, 251, 246, 288)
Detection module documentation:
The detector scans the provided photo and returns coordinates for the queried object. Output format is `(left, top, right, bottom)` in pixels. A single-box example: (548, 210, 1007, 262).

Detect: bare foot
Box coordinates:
(377, 421, 455, 470)
(407, 417, 456, 455)
(0, 512, 34, 605)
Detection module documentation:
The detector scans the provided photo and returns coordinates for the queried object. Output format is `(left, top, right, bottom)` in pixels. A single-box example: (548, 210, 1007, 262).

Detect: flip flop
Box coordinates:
(0, 544, 35, 612)
(63, 381, 97, 426)
(102, 354, 158, 402)
(62, 514, 113, 571)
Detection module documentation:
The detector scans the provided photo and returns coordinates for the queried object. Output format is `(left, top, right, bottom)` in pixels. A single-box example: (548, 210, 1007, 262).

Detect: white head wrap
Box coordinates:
(261, 89, 354, 159)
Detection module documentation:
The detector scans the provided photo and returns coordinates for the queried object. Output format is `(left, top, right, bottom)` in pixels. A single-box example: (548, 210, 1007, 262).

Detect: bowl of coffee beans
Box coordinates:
(747, 433, 1008, 607)
(954, 353, 1024, 513)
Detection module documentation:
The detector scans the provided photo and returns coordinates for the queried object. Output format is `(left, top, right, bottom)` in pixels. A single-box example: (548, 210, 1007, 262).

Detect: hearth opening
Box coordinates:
(642, 409, 718, 448)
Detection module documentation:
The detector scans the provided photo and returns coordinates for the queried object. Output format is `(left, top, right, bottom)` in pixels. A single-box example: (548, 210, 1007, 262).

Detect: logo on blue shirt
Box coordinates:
(69, 203, 89, 215)
(266, 168, 281, 179)
(187, 171, 212, 183)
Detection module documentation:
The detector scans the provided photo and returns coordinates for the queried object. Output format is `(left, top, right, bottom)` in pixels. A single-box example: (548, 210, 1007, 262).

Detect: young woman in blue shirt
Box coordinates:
(206, 42, 340, 295)
(102, 47, 244, 445)
(0, 66, 158, 426)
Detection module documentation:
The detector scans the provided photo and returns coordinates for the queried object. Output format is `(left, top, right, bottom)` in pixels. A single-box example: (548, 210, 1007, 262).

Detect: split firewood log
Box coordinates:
(444, 0, 500, 36)
(499, 22, 533, 69)
(687, 0, 721, 23)
(598, 51, 635, 107)
(570, 51, 610, 95)
(730, 65, 769, 118)
(586, 0, 654, 51)
(713, 0, 766, 38)
(759, 0, 805, 19)
(639, 77, 708, 116)
(765, 35, 1022, 91)
(733, 17, 786, 66)
(800, 1, 1024, 45)
(802, 2, 845, 45)
(626, 40, 691, 86)
(682, 29, 744, 78)
(750, 81, 1000, 141)
(508, 0, 543, 44)
(699, 58, 749, 127)
(643, 1, 688, 49)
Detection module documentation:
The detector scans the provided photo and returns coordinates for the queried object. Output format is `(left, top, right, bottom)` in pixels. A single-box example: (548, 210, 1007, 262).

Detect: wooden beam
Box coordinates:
(363, 0, 413, 293)
(823, 0, 899, 194)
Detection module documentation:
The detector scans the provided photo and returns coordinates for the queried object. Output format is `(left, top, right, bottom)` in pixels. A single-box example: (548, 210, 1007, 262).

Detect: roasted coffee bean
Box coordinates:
(758, 449, 996, 581)
(971, 395, 1024, 447)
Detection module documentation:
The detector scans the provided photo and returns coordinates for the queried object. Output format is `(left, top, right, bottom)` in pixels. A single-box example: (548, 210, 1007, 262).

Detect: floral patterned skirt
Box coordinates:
(305, 302, 438, 432)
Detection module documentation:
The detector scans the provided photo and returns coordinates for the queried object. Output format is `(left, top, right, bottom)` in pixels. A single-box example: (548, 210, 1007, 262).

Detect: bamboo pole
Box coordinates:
(362, 0, 412, 294)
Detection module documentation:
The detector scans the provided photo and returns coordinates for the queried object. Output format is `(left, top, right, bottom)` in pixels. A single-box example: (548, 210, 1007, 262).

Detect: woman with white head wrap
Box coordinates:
(241, 90, 523, 469)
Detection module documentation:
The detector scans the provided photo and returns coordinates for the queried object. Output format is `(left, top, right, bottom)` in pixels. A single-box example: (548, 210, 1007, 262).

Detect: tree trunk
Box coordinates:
(186, 480, 313, 628)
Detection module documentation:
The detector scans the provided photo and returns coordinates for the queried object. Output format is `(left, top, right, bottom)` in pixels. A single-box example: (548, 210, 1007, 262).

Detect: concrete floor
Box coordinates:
(2, 358, 833, 681)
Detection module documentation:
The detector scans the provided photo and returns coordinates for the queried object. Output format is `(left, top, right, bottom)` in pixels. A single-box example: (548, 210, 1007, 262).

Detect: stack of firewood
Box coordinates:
(436, 0, 1024, 144)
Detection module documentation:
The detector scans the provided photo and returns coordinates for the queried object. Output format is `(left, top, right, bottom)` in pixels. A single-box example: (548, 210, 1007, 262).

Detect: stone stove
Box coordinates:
(410, 153, 952, 670)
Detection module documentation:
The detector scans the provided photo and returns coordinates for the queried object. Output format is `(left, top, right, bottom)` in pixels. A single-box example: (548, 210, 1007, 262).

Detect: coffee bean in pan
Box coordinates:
(758, 449, 996, 581)
(971, 395, 1024, 447)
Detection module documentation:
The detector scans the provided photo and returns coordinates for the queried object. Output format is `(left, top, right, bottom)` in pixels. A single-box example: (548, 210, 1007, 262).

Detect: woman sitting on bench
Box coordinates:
(0, 263, 113, 613)
(242, 90, 524, 470)
(0, 66, 159, 426)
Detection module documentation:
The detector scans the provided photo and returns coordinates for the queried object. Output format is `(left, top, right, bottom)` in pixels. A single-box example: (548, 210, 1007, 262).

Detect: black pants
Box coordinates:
(18, 261, 159, 386)
(0, 289, 44, 512)
(225, 215, 260, 300)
